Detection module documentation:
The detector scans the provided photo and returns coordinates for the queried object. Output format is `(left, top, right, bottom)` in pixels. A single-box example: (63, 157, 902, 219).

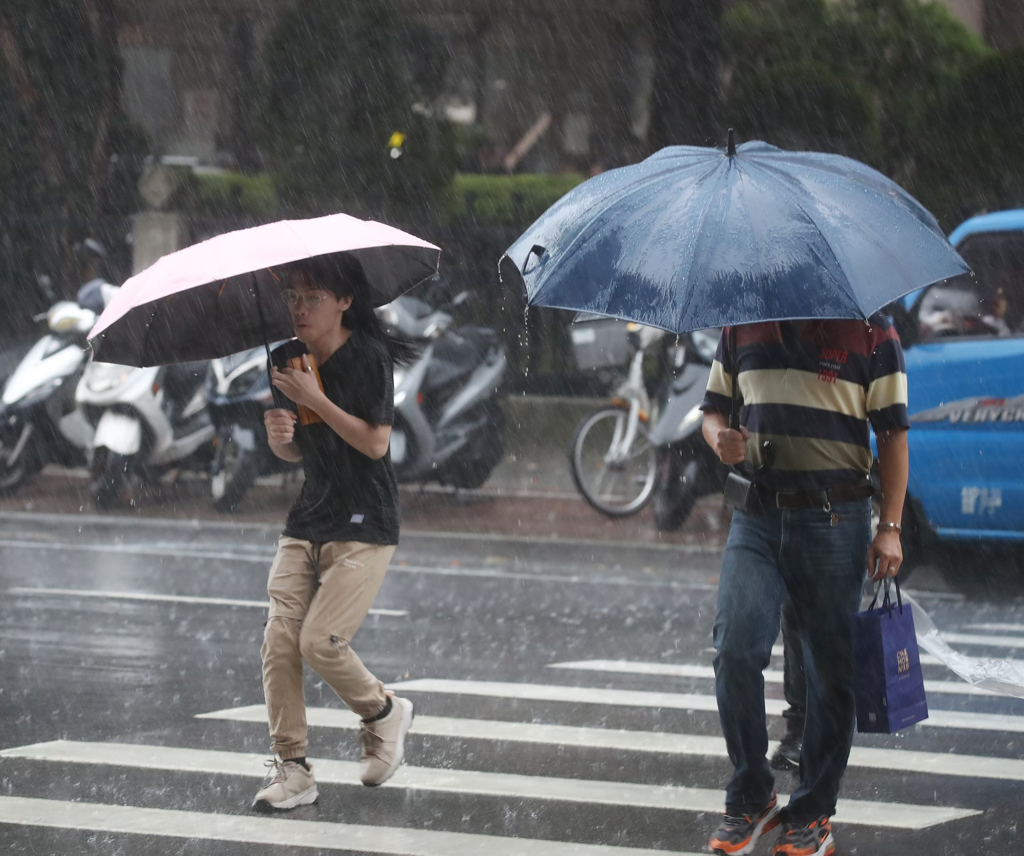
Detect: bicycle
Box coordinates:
(569, 323, 666, 517)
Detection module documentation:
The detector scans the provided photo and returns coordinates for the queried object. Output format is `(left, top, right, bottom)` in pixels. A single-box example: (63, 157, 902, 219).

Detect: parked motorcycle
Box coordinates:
(76, 359, 215, 508)
(0, 301, 99, 494)
(649, 328, 728, 531)
(206, 343, 295, 512)
(378, 292, 506, 489)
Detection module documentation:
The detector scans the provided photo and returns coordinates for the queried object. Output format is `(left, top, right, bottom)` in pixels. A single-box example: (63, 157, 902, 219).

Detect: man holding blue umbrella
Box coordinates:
(505, 131, 969, 855)
(699, 316, 909, 855)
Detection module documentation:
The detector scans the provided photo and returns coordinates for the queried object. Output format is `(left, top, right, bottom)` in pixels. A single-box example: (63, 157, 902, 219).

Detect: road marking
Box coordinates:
(940, 632, 1024, 649)
(0, 539, 718, 591)
(391, 677, 781, 714)
(964, 624, 1024, 634)
(548, 659, 1003, 697)
(199, 703, 1024, 784)
(5, 586, 406, 617)
(0, 741, 979, 830)
(0, 509, 719, 554)
(753, 646, 1024, 672)
(389, 678, 1024, 733)
(0, 794, 679, 856)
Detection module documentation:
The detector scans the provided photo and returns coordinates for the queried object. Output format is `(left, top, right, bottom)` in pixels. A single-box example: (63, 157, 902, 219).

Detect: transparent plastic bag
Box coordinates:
(905, 591, 1024, 699)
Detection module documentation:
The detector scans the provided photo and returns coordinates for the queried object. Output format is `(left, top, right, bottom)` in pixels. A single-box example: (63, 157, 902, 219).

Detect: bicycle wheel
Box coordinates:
(570, 406, 657, 517)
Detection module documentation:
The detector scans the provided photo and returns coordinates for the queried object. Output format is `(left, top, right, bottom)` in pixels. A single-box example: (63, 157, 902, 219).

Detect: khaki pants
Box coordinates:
(261, 536, 396, 759)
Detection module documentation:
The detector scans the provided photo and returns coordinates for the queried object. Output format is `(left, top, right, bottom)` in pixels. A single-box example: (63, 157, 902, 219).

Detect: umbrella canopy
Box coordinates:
(89, 213, 440, 366)
(502, 137, 970, 334)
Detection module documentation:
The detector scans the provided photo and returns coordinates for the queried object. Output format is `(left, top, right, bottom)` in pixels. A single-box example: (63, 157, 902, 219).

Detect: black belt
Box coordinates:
(756, 481, 874, 510)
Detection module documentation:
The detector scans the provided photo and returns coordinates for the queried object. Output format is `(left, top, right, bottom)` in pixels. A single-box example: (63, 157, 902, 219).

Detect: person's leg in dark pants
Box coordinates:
(778, 500, 869, 825)
(713, 508, 788, 815)
(771, 597, 805, 771)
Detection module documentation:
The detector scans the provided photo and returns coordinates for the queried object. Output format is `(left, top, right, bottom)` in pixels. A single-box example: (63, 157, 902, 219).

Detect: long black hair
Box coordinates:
(286, 254, 419, 366)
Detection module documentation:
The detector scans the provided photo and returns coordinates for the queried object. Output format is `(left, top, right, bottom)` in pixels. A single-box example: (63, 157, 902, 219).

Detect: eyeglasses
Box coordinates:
(280, 289, 330, 310)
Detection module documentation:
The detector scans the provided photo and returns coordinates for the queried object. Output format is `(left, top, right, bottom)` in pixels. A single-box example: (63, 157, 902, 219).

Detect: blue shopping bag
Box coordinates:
(854, 579, 929, 733)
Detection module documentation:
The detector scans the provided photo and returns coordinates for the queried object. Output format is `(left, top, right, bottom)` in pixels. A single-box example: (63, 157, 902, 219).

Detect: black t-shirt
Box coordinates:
(280, 330, 400, 545)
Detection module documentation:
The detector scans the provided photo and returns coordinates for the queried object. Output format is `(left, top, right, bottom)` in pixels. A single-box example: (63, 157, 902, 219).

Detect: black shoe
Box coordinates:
(770, 734, 801, 771)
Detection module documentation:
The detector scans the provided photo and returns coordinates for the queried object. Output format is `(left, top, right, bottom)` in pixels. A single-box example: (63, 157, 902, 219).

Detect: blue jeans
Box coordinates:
(713, 500, 869, 823)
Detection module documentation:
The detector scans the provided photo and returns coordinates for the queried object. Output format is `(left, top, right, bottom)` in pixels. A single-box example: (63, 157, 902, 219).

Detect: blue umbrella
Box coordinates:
(502, 133, 969, 334)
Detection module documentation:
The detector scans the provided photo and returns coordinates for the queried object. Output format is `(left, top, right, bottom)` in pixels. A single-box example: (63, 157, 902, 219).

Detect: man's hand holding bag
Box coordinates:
(854, 578, 929, 733)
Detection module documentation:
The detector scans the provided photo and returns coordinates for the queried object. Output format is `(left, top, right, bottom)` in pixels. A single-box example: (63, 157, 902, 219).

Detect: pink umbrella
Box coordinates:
(88, 213, 440, 366)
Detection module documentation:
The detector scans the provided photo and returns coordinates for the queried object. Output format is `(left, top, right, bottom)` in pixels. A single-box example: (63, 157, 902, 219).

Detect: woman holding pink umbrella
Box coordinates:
(253, 253, 417, 810)
(87, 215, 441, 810)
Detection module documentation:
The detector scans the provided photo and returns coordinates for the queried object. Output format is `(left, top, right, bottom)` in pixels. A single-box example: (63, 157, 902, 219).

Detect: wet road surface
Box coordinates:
(1, 511, 1023, 855)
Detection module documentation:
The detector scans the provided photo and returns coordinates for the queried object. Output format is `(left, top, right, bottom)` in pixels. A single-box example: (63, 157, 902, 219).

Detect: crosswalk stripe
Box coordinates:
(392, 677, 782, 714)
(198, 704, 1024, 783)
(0, 795, 679, 856)
(940, 632, 1024, 649)
(548, 659, 1001, 697)
(965, 624, 1024, 634)
(743, 645, 1024, 672)
(0, 741, 980, 830)
(6, 587, 407, 617)
(389, 678, 1024, 733)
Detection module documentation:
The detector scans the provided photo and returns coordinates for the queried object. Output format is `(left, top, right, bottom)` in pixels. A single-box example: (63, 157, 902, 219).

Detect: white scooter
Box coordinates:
(76, 358, 215, 508)
(0, 301, 99, 494)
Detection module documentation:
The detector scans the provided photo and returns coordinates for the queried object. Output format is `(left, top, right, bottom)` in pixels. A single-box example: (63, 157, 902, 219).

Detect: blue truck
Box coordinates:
(890, 209, 1024, 575)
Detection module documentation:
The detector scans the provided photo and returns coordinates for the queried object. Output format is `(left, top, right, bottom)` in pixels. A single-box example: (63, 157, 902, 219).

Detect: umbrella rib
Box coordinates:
(743, 158, 867, 318)
(671, 162, 738, 326)
(748, 157, 945, 316)
(530, 160, 717, 304)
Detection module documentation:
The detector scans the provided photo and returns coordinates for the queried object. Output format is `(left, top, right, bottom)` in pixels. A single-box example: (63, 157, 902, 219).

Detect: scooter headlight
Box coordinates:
(86, 363, 131, 394)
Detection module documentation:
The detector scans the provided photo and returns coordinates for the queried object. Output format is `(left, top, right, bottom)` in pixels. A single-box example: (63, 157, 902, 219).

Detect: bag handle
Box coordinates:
(868, 577, 904, 615)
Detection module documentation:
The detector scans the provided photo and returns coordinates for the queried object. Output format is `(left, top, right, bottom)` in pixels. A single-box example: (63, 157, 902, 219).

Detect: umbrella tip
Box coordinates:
(727, 128, 736, 157)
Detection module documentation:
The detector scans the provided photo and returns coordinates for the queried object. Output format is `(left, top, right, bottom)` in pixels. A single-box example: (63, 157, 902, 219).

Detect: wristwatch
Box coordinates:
(877, 521, 902, 534)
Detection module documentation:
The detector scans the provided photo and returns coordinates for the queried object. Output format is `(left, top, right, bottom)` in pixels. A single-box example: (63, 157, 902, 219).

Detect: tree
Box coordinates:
(258, 0, 457, 221)
(0, 0, 140, 320)
(722, 0, 993, 226)
(727, 62, 882, 164)
(646, 0, 724, 150)
(915, 50, 1024, 225)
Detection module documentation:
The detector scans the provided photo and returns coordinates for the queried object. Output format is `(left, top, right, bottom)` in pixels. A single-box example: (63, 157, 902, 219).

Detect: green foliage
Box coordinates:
(171, 171, 279, 218)
(916, 50, 1024, 225)
(258, 0, 458, 219)
(723, 0, 1000, 226)
(728, 62, 882, 165)
(445, 173, 586, 226)
(6, 0, 105, 216)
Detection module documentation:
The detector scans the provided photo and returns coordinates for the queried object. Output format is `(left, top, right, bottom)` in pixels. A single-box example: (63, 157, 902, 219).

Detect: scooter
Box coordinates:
(76, 358, 215, 508)
(206, 344, 295, 512)
(378, 293, 506, 489)
(649, 328, 729, 531)
(0, 301, 99, 494)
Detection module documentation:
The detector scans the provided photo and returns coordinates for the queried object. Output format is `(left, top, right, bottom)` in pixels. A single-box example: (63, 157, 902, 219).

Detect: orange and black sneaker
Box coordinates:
(708, 792, 781, 855)
(772, 815, 835, 856)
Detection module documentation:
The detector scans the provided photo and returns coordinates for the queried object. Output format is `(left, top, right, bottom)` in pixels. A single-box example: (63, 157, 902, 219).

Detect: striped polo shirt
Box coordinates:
(700, 315, 910, 491)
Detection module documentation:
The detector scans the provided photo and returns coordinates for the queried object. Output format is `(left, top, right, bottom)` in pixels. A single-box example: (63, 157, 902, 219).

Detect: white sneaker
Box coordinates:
(359, 693, 414, 786)
(252, 758, 318, 810)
